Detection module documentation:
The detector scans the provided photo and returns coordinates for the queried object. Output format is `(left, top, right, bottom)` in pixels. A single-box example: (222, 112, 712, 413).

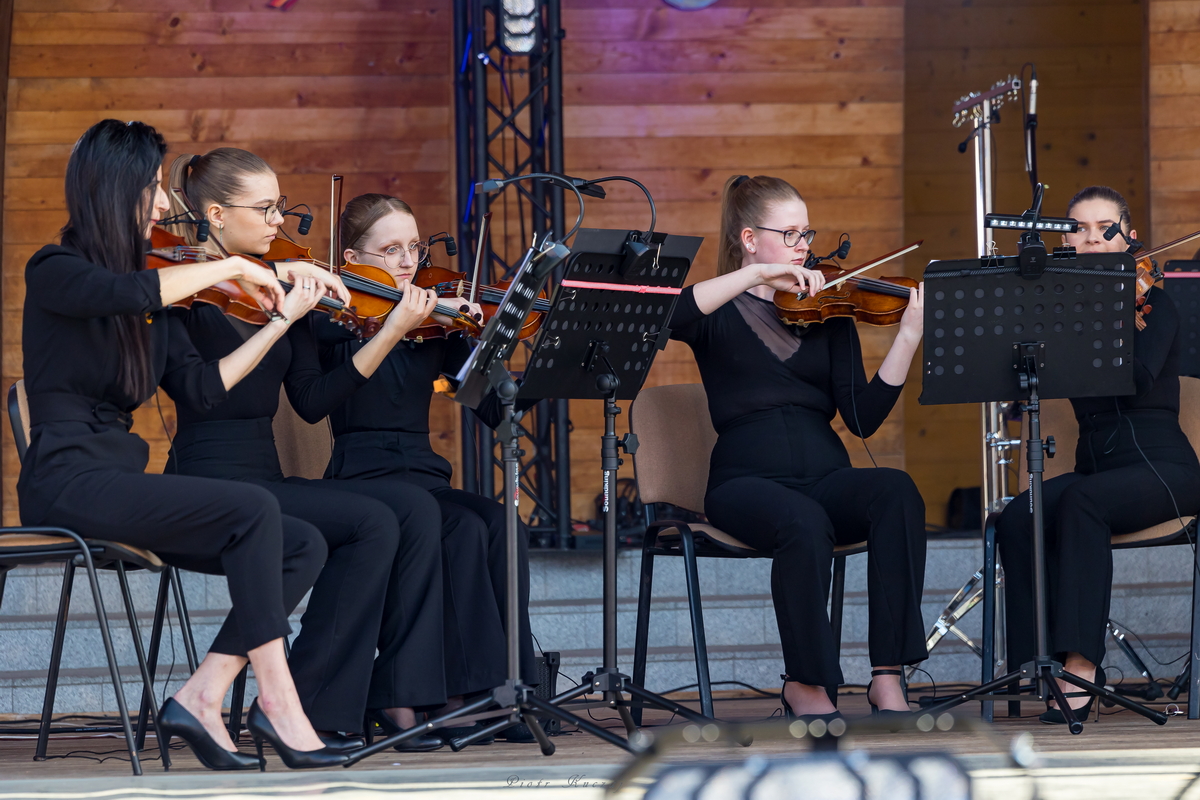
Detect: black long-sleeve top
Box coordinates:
(167, 305, 369, 427)
(668, 286, 903, 437)
(315, 323, 478, 436)
(18, 245, 227, 522)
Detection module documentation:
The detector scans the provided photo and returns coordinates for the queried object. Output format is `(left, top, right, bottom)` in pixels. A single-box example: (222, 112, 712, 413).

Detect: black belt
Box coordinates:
(27, 392, 135, 431)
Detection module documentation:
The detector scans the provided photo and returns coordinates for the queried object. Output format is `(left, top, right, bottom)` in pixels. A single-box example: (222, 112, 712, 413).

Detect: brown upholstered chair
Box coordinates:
(982, 376, 1200, 718)
(3, 381, 171, 773)
(628, 383, 867, 721)
(273, 387, 333, 480)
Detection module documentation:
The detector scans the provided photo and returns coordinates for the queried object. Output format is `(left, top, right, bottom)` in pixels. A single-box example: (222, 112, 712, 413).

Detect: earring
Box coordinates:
(748, 247, 756, 254)
(218, 225, 224, 245)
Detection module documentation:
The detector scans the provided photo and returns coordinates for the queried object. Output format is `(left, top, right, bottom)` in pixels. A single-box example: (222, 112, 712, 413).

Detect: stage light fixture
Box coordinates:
(500, 0, 540, 55)
(985, 213, 1078, 233)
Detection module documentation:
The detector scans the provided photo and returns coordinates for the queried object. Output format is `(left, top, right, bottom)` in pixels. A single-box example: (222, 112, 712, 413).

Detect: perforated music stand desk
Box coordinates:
(1163, 261, 1200, 378)
(917, 251, 1167, 733)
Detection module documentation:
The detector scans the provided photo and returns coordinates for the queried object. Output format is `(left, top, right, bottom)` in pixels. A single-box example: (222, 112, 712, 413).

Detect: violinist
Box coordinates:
(316, 193, 536, 742)
(19, 119, 343, 770)
(161, 150, 449, 751)
(668, 175, 928, 721)
(996, 186, 1200, 724)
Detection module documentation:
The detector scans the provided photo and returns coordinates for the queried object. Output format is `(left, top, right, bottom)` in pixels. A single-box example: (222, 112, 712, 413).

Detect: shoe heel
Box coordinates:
(254, 737, 266, 772)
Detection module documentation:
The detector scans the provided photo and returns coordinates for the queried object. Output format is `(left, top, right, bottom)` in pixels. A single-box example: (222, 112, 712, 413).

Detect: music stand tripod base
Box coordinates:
(917, 251, 1166, 733)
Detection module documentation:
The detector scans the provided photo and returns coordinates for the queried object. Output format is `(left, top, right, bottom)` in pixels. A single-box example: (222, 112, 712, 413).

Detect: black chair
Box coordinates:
(2, 381, 173, 773)
(628, 384, 866, 722)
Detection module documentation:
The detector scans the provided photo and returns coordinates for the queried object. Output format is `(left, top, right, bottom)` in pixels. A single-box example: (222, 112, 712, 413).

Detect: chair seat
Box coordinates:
(0, 533, 164, 571)
(655, 523, 867, 558)
(1112, 516, 1197, 549)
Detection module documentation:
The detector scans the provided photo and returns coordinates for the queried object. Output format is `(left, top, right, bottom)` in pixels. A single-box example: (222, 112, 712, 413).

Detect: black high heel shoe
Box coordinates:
(364, 708, 444, 752)
(157, 697, 260, 771)
(1039, 693, 1095, 725)
(867, 669, 911, 730)
(317, 732, 365, 753)
(779, 674, 843, 723)
(246, 699, 350, 771)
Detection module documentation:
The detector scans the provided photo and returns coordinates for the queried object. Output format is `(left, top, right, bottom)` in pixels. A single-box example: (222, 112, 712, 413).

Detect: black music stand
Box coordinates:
(918, 248, 1168, 733)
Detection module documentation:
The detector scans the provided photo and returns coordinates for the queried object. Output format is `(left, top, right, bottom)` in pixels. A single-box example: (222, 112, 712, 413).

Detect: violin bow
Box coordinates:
(1133, 229, 1200, 266)
(329, 174, 343, 269)
(799, 240, 924, 298)
(468, 211, 492, 305)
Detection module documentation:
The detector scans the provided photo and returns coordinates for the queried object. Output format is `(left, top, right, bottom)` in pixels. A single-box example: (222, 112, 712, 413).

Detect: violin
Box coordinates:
(773, 241, 924, 327)
(147, 227, 286, 325)
(1124, 228, 1200, 331)
(416, 212, 551, 340)
(264, 237, 481, 340)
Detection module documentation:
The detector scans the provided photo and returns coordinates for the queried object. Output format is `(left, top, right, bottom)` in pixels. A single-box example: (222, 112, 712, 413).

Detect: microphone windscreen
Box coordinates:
(297, 213, 313, 235)
(444, 236, 458, 256)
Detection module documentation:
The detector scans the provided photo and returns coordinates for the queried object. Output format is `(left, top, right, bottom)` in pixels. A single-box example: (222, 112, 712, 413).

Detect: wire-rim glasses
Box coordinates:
(221, 196, 288, 224)
(357, 241, 430, 269)
(756, 226, 815, 248)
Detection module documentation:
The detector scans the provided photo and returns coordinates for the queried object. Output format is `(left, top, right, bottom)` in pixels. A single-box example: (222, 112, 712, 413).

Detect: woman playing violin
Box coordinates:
(996, 185, 1200, 724)
(315, 193, 536, 742)
(161, 150, 450, 751)
(19, 119, 345, 770)
(669, 175, 929, 721)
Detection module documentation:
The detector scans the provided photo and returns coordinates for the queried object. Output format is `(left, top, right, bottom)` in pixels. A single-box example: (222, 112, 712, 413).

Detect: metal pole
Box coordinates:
(601, 396, 620, 669)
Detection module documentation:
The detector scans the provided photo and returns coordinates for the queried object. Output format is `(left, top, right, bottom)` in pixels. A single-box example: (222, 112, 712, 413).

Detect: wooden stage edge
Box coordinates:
(2, 690, 1200, 798)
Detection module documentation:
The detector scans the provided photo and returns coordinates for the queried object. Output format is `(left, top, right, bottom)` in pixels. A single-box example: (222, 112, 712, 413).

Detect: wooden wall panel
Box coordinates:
(560, 0, 906, 522)
(903, 0, 1146, 525)
(1, 0, 456, 525)
(1150, 1, 1200, 245)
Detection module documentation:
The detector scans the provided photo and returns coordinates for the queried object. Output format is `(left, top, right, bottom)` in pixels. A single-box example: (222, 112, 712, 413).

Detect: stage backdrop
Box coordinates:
(0, 0, 904, 526)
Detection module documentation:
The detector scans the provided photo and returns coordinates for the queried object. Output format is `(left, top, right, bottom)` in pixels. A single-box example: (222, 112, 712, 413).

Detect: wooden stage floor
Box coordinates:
(3, 689, 1200, 798)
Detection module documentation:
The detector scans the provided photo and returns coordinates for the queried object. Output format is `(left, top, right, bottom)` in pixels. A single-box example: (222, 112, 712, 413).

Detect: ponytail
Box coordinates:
(718, 175, 804, 275)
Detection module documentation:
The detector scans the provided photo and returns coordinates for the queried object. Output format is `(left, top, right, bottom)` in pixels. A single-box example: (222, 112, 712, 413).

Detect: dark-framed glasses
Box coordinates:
(756, 226, 816, 248)
(222, 195, 287, 224)
(358, 241, 430, 269)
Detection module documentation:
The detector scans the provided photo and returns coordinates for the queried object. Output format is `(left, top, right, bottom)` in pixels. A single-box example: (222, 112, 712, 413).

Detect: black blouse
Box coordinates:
(19, 245, 226, 521)
(167, 305, 368, 427)
(668, 285, 903, 436)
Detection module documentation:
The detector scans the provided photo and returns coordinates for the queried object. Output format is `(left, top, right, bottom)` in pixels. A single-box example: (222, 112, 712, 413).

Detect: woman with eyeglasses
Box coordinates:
(312, 193, 537, 743)
(19, 119, 352, 771)
(160, 150, 453, 752)
(667, 175, 929, 722)
(995, 186, 1200, 725)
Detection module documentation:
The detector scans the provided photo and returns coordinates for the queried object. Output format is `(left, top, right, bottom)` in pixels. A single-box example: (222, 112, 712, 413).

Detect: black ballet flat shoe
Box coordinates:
(867, 669, 912, 729)
(317, 732, 365, 753)
(363, 709, 445, 752)
(157, 697, 260, 771)
(436, 722, 495, 746)
(246, 699, 350, 771)
(1039, 694, 1095, 725)
(779, 674, 842, 723)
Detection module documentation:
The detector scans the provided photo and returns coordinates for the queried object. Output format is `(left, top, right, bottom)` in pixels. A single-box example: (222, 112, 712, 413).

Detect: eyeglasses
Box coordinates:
(756, 226, 816, 248)
(222, 196, 287, 224)
(358, 241, 430, 269)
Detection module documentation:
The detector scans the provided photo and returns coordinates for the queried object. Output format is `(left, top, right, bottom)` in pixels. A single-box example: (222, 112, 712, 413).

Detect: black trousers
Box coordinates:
(33, 467, 326, 656)
(997, 458, 1200, 669)
(171, 421, 446, 730)
(328, 431, 530, 692)
(706, 466, 928, 688)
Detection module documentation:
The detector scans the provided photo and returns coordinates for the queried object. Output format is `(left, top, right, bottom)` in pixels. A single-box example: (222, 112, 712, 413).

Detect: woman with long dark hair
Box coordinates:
(315, 194, 534, 742)
(666, 175, 929, 721)
(19, 119, 345, 770)
(161, 151, 453, 751)
(996, 186, 1200, 724)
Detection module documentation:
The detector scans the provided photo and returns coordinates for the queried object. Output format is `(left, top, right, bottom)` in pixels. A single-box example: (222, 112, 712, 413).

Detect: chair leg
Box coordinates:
(227, 665, 248, 744)
(36, 560, 75, 762)
(679, 531, 714, 719)
(829, 557, 847, 708)
(78, 552, 142, 776)
(631, 535, 656, 726)
(1190, 527, 1200, 720)
(0, 569, 8, 610)
(168, 567, 198, 673)
(116, 564, 170, 769)
(136, 570, 171, 752)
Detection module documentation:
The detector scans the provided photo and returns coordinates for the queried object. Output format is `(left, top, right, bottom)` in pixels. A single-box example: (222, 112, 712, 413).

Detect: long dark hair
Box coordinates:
(60, 119, 167, 401)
